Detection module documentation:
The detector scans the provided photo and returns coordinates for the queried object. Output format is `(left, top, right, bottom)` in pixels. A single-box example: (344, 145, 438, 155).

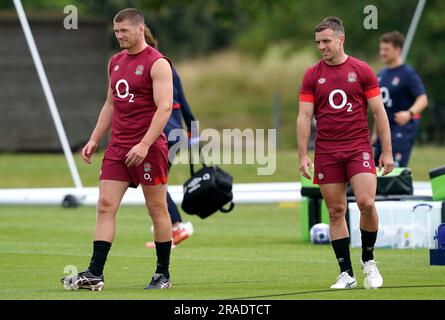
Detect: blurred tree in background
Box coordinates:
(1, 0, 444, 144)
(234, 0, 445, 144)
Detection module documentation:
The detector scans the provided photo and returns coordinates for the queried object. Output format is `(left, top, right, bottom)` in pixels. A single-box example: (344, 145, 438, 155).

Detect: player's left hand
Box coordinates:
(125, 142, 150, 167)
(394, 111, 411, 126)
(379, 151, 394, 176)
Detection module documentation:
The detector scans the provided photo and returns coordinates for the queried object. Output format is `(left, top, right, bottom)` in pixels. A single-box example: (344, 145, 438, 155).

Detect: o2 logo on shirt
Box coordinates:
(380, 86, 392, 108)
(115, 79, 135, 102)
(328, 89, 353, 112)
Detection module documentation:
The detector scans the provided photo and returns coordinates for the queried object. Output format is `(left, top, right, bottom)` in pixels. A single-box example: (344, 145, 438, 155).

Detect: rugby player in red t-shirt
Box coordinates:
(61, 8, 173, 291)
(297, 17, 394, 289)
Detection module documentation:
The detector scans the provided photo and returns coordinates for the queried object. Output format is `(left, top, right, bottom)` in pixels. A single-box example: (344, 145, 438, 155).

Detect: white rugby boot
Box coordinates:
(330, 271, 358, 289)
(361, 259, 383, 289)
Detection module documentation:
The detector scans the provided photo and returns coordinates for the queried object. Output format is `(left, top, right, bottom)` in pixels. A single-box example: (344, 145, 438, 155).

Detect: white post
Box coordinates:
(402, 0, 427, 61)
(13, 0, 83, 188)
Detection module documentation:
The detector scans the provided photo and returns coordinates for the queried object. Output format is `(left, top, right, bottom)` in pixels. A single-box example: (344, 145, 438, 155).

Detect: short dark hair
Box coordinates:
(113, 8, 145, 25)
(380, 31, 404, 49)
(314, 16, 345, 34)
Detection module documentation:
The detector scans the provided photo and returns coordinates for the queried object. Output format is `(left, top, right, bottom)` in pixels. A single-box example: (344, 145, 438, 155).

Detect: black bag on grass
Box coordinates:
(181, 149, 234, 219)
(376, 168, 413, 195)
(347, 167, 413, 196)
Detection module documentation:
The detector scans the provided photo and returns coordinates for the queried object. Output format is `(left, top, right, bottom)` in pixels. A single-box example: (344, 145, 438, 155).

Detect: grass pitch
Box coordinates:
(1, 146, 444, 299)
(0, 203, 444, 300)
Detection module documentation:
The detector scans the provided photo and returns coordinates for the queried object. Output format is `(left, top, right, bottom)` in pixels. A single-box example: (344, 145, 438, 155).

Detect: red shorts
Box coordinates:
(100, 143, 168, 188)
(313, 149, 376, 184)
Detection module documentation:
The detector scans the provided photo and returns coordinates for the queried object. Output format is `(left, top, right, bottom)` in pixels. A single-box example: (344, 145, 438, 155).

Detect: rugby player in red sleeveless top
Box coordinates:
(61, 8, 174, 291)
(297, 17, 394, 289)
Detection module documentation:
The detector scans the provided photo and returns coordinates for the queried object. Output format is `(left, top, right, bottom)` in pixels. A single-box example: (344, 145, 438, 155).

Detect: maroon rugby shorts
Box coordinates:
(100, 143, 168, 188)
(313, 148, 376, 184)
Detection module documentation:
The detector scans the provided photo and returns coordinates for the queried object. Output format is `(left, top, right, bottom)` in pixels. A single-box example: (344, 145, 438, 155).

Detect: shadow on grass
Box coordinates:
(228, 284, 445, 300)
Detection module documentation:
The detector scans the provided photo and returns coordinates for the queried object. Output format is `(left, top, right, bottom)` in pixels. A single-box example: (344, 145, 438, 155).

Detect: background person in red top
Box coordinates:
(61, 8, 174, 291)
(297, 17, 394, 289)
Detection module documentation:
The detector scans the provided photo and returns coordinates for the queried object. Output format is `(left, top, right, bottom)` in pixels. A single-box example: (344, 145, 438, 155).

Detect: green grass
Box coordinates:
(0, 203, 444, 300)
(0, 146, 444, 188)
(1, 146, 444, 300)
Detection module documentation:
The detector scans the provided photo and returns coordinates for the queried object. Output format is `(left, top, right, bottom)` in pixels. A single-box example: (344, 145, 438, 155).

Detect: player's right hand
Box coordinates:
(299, 155, 313, 180)
(81, 140, 98, 164)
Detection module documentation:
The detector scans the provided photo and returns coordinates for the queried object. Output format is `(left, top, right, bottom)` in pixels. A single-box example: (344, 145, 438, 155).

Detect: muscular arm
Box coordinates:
(368, 95, 394, 175)
(296, 101, 315, 179)
(90, 87, 114, 143)
(81, 85, 113, 164)
(141, 58, 173, 146)
(125, 58, 173, 167)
